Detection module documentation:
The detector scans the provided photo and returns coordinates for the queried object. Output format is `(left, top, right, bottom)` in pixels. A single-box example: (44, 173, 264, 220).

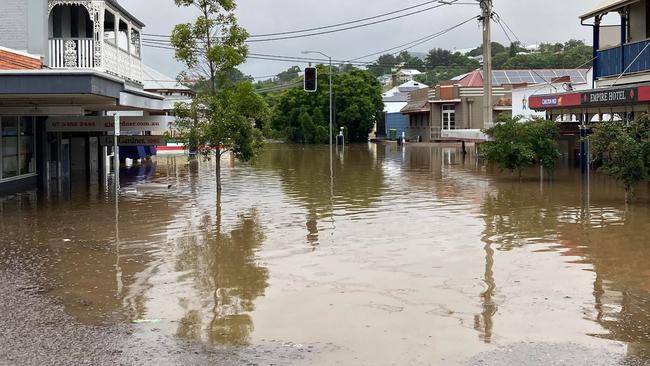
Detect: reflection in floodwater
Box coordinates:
(0, 144, 649, 364)
(174, 207, 268, 345)
(256, 145, 386, 247)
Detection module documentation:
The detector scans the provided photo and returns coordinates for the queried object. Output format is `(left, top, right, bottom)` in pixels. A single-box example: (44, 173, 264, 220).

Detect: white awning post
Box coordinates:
(114, 113, 120, 192)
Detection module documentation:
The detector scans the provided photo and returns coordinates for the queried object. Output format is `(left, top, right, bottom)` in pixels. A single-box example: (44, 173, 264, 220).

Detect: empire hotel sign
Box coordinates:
(529, 86, 647, 110)
(581, 88, 637, 106)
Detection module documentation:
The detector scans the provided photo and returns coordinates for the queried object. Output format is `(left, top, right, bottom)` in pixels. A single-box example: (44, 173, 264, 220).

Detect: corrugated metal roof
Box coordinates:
(400, 100, 429, 114)
(385, 102, 408, 114)
(142, 65, 192, 92)
(580, 0, 640, 20)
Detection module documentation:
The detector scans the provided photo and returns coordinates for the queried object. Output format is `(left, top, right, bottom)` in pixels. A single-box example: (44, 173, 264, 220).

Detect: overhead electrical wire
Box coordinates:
(247, 0, 461, 38)
(346, 15, 480, 62)
(142, 14, 481, 67)
(142, 42, 478, 70)
(143, 0, 470, 43)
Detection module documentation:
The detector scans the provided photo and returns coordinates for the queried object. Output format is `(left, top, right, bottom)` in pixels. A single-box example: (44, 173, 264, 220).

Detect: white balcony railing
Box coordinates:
(48, 39, 143, 84)
(49, 38, 95, 69)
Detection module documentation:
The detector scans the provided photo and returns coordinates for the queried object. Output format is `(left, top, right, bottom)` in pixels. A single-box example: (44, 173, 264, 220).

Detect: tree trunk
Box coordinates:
(216, 147, 222, 192)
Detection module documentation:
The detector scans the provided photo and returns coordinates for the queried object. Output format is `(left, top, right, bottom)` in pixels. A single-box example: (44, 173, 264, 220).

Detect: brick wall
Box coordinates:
(0, 0, 28, 51)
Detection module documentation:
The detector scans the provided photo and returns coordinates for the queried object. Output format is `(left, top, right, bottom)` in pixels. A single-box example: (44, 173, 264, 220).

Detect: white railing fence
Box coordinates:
(48, 39, 143, 84)
(49, 38, 94, 69)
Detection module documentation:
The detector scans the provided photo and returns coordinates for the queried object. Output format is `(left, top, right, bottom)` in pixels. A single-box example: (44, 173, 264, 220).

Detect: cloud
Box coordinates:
(122, 0, 593, 79)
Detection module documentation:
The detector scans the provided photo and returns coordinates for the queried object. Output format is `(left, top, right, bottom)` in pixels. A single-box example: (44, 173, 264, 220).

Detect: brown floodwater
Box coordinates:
(1, 143, 649, 365)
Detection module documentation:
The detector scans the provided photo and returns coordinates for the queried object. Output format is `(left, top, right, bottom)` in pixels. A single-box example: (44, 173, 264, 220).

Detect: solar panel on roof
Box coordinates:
(541, 70, 557, 78)
(519, 71, 537, 83)
(532, 75, 546, 83)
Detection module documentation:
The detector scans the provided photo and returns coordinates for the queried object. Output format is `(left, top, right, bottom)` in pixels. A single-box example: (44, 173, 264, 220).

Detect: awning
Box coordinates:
(580, 0, 640, 20)
(400, 100, 429, 114)
(528, 84, 650, 110)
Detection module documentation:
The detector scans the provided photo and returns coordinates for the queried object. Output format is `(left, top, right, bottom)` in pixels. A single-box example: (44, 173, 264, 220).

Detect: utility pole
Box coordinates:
(480, 0, 493, 128)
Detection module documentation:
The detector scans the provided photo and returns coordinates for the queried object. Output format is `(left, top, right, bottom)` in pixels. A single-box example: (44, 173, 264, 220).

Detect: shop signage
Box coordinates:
(99, 136, 166, 146)
(540, 97, 559, 106)
(581, 88, 637, 105)
(47, 116, 174, 132)
(528, 93, 581, 109)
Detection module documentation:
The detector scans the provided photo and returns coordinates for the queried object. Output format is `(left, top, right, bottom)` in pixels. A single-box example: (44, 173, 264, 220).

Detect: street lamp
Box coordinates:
(301, 50, 333, 151)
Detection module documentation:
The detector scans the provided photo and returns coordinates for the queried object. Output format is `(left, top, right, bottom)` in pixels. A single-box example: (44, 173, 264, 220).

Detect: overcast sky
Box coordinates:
(120, 0, 597, 80)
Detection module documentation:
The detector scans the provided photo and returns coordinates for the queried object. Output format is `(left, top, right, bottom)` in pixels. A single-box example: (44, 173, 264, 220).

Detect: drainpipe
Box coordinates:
(582, 15, 601, 87)
(620, 9, 628, 74)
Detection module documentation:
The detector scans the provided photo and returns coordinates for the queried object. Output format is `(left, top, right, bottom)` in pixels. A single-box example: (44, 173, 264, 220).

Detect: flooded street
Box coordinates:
(1, 143, 649, 365)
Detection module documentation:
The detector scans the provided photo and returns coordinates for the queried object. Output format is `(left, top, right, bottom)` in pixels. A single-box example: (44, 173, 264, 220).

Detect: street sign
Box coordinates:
(100, 136, 166, 146)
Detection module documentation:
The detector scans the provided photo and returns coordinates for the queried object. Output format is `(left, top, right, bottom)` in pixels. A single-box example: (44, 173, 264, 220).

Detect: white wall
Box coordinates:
(0, 0, 48, 58)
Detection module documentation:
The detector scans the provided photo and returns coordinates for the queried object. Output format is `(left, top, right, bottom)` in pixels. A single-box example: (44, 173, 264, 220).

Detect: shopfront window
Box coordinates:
(1, 117, 19, 179)
(1, 117, 36, 181)
(442, 104, 456, 130)
(20, 117, 36, 175)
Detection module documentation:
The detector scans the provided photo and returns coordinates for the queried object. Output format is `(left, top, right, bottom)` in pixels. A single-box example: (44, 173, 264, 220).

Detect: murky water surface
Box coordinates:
(1, 144, 649, 365)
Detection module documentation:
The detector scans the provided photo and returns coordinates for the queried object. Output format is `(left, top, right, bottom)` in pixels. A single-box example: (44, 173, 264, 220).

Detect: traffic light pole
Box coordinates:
(302, 50, 334, 182)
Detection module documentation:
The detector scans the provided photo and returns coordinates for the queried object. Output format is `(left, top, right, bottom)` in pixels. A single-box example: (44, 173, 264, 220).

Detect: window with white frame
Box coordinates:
(0, 117, 36, 181)
(442, 104, 456, 130)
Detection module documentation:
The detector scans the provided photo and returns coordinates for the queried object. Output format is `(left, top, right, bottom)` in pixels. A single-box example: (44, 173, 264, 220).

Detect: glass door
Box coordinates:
(442, 104, 456, 130)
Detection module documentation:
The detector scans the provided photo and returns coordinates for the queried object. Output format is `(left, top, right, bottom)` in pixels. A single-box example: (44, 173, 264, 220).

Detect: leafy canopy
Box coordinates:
(269, 67, 383, 144)
(482, 117, 561, 175)
(170, 0, 264, 191)
(590, 116, 650, 201)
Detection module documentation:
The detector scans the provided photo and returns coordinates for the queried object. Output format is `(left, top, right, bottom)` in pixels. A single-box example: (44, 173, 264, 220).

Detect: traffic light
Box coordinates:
(304, 67, 317, 92)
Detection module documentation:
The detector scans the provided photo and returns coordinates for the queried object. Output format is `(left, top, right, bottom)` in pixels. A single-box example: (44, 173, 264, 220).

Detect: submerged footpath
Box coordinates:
(0, 268, 310, 366)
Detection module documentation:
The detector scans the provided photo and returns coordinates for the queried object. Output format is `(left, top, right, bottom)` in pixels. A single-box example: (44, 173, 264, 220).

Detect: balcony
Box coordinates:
(48, 38, 143, 83)
(596, 39, 650, 78)
(47, 1, 144, 84)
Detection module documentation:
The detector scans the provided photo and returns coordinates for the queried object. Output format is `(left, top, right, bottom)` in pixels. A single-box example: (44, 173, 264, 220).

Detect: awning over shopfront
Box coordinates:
(0, 70, 165, 113)
(580, 0, 640, 20)
(530, 84, 650, 110)
(400, 100, 429, 114)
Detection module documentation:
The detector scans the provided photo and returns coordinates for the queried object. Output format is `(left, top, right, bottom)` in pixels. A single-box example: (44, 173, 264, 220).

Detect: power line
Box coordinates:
(347, 15, 480, 62)
(143, 0, 467, 43)
(247, 0, 460, 38)
(255, 82, 303, 94)
(142, 42, 479, 71)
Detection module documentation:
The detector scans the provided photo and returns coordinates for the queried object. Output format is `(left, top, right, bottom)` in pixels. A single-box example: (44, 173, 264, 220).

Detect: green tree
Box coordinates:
(335, 70, 384, 142)
(482, 117, 561, 178)
(170, 0, 263, 191)
(590, 117, 650, 203)
(270, 68, 382, 144)
(425, 48, 451, 68)
(277, 66, 301, 82)
(468, 42, 507, 57)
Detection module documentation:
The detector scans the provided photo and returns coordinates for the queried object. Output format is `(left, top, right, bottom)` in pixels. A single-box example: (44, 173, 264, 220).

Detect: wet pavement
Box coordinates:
(0, 143, 649, 365)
